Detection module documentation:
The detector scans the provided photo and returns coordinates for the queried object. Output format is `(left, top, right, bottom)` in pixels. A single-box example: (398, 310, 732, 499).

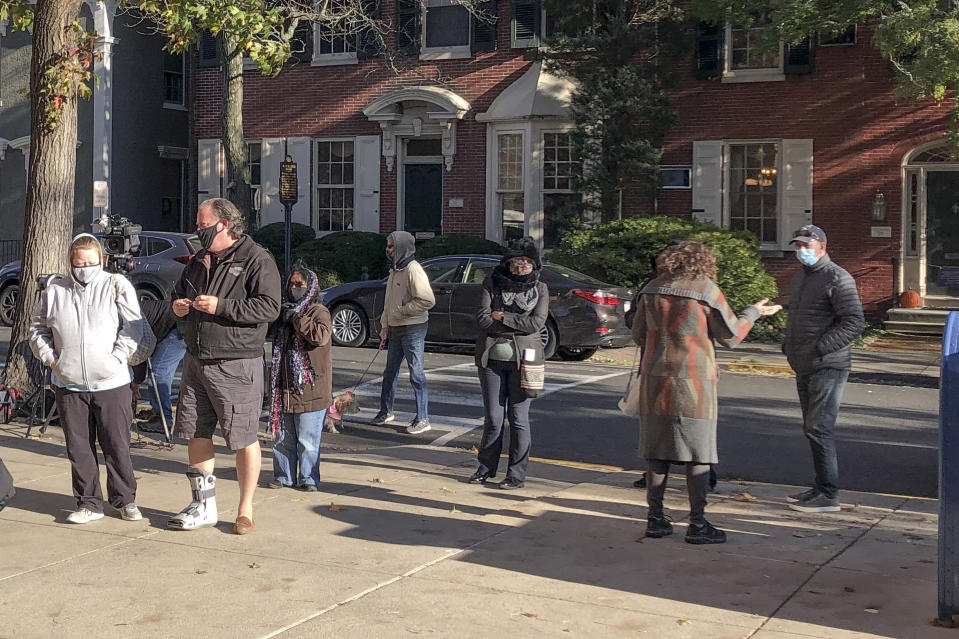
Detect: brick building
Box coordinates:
(195, 2, 958, 314)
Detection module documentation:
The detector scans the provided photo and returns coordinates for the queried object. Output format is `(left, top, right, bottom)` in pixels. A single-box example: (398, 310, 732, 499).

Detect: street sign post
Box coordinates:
(93, 181, 109, 222)
(279, 153, 298, 280)
(940, 311, 959, 624)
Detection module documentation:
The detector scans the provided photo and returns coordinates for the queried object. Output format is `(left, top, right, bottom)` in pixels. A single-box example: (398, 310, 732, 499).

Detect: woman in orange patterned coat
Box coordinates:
(631, 241, 781, 544)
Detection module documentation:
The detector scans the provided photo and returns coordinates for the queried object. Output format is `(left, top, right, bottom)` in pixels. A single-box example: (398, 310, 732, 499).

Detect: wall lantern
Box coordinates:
(872, 191, 886, 221)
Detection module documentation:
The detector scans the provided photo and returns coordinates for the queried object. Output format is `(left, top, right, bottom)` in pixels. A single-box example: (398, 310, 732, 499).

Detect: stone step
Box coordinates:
(884, 320, 946, 335)
(886, 308, 951, 325)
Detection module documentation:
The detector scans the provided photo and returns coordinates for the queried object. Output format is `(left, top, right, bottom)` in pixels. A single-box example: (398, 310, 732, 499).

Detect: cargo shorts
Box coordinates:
(174, 353, 264, 450)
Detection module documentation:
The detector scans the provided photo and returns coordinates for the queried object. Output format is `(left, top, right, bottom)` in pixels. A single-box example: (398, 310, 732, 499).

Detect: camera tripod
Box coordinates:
(135, 355, 173, 444)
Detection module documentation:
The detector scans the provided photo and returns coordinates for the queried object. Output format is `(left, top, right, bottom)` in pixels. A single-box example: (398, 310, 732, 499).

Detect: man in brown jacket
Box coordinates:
(372, 231, 435, 434)
(266, 265, 333, 491)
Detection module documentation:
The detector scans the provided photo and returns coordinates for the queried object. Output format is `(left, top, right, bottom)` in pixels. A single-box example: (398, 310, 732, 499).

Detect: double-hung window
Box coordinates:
(542, 131, 580, 248)
(724, 13, 784, 82)
(727, 142, 779, 244)
(314, 1, 358, 65)
(163, 52, 185, 109)
(316, 140, 355, 232)
(497, 133, 525, 244)
(422, 0, 471, 59)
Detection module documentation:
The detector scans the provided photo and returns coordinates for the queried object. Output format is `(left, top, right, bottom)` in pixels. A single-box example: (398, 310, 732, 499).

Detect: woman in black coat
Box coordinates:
(469, 237, 549, 490)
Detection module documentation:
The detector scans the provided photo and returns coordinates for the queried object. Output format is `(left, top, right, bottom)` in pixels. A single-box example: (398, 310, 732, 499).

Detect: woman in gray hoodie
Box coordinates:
(29, 234, 150, 524)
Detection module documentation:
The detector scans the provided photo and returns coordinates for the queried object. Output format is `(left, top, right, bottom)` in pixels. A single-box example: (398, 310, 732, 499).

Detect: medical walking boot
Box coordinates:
(167, 468, 217, 530)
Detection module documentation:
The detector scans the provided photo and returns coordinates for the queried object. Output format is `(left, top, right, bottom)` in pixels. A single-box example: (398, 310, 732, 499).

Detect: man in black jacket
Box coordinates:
(167, 198, 281, 535)
(782, 225, 864, 513)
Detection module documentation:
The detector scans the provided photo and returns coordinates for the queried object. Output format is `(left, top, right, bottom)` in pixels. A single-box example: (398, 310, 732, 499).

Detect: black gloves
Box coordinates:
(281, 303, 298, 324)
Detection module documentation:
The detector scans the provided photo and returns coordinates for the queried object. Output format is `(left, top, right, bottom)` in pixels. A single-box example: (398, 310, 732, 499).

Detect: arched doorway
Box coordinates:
(903, 142, 959, 306)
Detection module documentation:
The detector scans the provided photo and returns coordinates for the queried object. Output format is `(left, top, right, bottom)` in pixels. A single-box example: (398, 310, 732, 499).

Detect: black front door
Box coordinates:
(404, 163, 442, 235)
(926, 171, 959, 297)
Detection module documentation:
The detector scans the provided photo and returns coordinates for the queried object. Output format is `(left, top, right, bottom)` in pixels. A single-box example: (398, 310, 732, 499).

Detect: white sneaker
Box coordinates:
(67, 508, 104, 524)
(120, 503, 143, 521)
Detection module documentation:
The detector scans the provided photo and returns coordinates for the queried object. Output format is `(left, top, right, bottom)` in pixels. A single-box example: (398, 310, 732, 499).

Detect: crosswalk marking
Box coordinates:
(340, 362, 628, 447)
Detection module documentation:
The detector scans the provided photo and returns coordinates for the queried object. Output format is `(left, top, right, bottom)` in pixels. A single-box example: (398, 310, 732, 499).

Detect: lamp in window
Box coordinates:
(871, 191, 886, 221)
(759, 167, 777, 187)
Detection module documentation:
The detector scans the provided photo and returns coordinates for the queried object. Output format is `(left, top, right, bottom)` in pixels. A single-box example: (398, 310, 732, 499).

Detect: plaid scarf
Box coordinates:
(268, 269, 319, 437)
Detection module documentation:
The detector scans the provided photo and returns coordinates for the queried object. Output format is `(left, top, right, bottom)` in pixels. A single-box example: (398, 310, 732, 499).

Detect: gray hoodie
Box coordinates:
(29, 270, 148, 391)
(380, 231, 435, 329)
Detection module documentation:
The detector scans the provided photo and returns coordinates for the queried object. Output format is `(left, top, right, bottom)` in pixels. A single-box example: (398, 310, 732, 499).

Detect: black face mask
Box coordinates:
(289, 287, 307, 303)
(197, 223, 221, 250)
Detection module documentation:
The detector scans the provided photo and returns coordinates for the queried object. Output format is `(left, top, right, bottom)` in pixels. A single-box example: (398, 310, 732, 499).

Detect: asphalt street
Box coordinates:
(0, 322, 938, 499)
(326, 345, 939, 499)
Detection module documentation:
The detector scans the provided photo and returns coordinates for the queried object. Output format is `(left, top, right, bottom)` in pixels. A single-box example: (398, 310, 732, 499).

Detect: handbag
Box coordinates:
(618, 347, 642, 417)
(519, 361, 545, 398)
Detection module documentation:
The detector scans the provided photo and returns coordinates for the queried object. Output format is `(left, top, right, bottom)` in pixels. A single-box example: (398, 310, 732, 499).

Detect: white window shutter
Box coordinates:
(197, 139, 222, 201)
(691, 140, 723, 226)
(288, 137, 312, 227)
(780, 139, 813, 249)
(353, 136, 381, 232)
(259, 138, 283, 226)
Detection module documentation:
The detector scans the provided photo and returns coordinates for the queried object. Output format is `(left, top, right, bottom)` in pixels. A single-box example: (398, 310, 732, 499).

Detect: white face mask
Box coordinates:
(72, 264, 101, 284)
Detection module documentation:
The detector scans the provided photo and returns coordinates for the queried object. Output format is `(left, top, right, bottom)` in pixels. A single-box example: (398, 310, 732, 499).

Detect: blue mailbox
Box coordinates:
(940, 311, 959, 622)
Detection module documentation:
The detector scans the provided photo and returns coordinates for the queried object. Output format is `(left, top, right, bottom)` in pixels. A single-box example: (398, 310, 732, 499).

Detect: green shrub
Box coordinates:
(551, 216, 783, 341)
(416, 233, 507, 260)
(252, 222, 316, 266)
(312, 268, 342, 290)
(293, 231, 388, 282)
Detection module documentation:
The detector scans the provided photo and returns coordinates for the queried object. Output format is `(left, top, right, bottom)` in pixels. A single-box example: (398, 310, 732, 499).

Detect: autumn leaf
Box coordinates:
(249, 562, 260, 569)
(677, 619, 691, 626)
(734, 492, 756, 502)
(450, 506, 461, 514)
(329, 503, 345, 512)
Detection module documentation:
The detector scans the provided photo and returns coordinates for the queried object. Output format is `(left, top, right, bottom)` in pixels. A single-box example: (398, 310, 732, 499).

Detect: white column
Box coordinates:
(92, 0, 117, 215)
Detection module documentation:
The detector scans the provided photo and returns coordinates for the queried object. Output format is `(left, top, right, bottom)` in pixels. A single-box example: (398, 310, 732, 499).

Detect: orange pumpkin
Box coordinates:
(899, 290, 921, 308)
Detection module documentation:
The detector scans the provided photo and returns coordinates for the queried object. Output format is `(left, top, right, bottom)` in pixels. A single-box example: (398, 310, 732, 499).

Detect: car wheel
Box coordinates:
(331, 303, 368, 347)
(136, 287, 162, 303)
(0, 284, 19, 327)
(539, 319, 558, 360)
(557, 347, 598, 361)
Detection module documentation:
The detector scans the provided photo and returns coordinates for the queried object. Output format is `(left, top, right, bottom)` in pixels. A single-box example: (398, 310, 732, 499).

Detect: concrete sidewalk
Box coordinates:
(0, 425, 947, 639)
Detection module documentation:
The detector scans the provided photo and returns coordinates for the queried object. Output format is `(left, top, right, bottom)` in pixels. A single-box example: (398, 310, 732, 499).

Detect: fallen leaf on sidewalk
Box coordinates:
(195, 569, 207, 575)
(249, 563, 260, 569)
(292, 497, 308, 502)
(450, 506, 462, 514)
(864, 608, 879, 614)
(844, 586, 856, 593)
(440, 487, 454, 494)
(792, 532, 806, 538)
(734, 492, 757, 502)
(370, 477, 382, 483)
(470, 446, 479, 454)
(677, 619, 691, 626)
(329, 503, 345, 512)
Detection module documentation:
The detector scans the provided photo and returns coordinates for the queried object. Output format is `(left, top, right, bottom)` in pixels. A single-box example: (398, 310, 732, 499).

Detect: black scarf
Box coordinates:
(490, 265, 540, 313)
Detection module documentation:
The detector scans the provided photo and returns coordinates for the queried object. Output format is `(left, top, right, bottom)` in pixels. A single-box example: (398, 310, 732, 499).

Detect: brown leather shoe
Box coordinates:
(234, 516, 254, 535)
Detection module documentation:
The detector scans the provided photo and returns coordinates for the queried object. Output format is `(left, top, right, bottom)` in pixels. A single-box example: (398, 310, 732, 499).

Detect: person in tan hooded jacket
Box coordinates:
(372, 231, 435, 434)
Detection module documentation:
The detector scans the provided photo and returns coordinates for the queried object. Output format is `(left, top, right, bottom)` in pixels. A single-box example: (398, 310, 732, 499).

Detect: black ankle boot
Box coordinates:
(467, 470, 493, 484)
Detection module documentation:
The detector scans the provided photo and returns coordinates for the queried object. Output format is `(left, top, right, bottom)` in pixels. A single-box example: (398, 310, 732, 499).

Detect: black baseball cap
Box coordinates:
(789, 224, 827, 244)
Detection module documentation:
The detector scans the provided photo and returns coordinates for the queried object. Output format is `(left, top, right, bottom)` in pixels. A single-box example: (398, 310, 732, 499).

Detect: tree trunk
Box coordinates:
(220, 31, 254, 230)
(5, 0, 84, 394)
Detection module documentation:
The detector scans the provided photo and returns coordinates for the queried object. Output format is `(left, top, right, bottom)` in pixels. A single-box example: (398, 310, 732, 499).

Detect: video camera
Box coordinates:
(92, 214, 142, 274)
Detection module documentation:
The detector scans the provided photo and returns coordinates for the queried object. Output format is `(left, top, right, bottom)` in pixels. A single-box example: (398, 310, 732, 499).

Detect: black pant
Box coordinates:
(56, 384, 136, 513)
(476, 361, 532, 482)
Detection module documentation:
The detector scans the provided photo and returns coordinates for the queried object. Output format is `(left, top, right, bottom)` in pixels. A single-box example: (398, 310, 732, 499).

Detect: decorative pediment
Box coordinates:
(477, 62, 574, 122)
(363, 86, 471, 172)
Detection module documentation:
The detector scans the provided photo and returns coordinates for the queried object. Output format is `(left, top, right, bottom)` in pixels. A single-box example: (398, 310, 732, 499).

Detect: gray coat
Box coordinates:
(29, 271, 148, 391)
(783, 254, 864, 373)
(474, 280, 549, 370)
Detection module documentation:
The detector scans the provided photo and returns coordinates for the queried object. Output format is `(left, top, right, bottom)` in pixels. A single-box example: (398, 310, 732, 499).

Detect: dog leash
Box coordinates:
(351, 348, 382, 392)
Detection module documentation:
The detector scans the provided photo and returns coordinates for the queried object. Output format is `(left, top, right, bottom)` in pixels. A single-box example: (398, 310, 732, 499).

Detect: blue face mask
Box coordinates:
(795, 248, 820, 267)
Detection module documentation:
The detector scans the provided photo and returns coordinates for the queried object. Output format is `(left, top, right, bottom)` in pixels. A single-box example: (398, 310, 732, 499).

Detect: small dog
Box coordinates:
(324, 391, 359, 434)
